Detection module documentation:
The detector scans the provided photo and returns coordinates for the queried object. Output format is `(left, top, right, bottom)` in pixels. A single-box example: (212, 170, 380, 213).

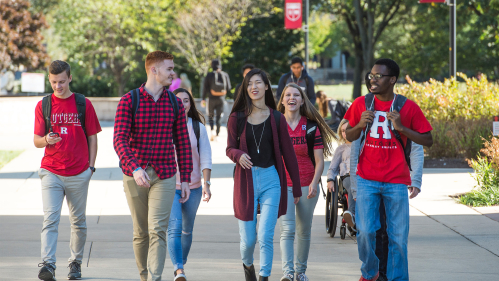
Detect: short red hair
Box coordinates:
(145, 51, 174, 73)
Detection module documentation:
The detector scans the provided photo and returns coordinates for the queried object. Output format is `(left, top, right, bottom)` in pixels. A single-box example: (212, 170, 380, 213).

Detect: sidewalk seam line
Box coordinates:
(87, 241, 93, 267)
(410, 204, 499, 258)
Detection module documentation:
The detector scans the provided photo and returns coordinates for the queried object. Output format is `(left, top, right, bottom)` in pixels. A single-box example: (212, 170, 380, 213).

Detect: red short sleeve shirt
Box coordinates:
(344, 95, 432, 185)
(285, 116, 324, 187)
(34, 94, 102, 176)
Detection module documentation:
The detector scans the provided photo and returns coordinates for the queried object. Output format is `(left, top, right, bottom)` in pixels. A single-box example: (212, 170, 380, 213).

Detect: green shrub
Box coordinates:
(397, 73, 499, 159)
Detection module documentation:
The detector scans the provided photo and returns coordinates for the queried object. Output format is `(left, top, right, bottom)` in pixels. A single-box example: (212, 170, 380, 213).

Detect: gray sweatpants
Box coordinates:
(39, 168, 92, 267)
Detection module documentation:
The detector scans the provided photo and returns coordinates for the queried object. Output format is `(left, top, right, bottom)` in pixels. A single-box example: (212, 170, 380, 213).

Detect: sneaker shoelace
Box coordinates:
(38, 261, 55, 270)
(297, 273, 309, 281)
(68, 262, 81, 273)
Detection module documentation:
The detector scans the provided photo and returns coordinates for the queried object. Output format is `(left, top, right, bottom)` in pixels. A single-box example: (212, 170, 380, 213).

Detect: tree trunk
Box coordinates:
(352, 51, 364, 100)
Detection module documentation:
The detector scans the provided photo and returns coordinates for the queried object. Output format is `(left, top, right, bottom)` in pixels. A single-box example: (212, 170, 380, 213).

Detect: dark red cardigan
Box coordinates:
(226, 108, 302, 221)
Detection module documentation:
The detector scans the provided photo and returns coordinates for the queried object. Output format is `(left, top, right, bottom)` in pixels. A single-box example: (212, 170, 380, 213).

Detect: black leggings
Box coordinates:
(208, 97, 224, 135)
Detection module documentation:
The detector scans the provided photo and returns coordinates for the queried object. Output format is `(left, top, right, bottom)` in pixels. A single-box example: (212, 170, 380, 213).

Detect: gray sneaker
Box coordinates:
(67, 261, 81, 280)
(296, 273, 309, 281)
(280, 273, 294, 281)
(38, 262, 56, 281)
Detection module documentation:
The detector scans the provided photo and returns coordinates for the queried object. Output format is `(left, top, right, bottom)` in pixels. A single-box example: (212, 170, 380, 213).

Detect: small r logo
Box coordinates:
(302, 125, 306, 130)
(61, 127, 68, 134)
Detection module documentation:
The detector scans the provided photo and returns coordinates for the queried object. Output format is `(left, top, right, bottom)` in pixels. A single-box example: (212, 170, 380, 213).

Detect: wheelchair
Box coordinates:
(325, 174, 354, 239)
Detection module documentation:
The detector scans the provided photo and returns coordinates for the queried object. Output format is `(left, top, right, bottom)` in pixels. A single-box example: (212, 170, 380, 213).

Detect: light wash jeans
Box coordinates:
(39, 168, 92, 267)
(239, 165, 281, 277)
(356, 176, 410, 281)
(167, 186, 203, 271)
(279, 185, 319, 275)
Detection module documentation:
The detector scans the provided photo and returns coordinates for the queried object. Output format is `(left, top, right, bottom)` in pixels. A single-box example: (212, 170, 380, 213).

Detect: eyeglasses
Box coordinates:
(368, 73, 393, 80)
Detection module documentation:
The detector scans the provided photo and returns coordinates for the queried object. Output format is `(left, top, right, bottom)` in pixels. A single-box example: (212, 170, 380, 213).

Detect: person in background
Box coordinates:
(234, 64, 255, 102)
(180, 73, 192, 94)
(276, 57, 316, 104)
(315, 90, 329, 118)
(201, 59, 232, 141)
(169, 72, 182, 92)
(277, 83, 336, 281)
(168, 88, 212, 281)
(226, 68, 301, 281)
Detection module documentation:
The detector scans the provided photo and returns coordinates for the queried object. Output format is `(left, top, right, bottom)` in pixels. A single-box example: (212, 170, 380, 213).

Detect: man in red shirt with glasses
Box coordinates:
(114, 51, 193, 281)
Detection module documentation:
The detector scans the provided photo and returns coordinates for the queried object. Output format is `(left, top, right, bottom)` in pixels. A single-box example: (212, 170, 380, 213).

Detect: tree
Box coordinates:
(169, 0, 271, 96)
(0, 0, 50, 71)
(326, 0, 413, 99)
(53, 0, 173, 96)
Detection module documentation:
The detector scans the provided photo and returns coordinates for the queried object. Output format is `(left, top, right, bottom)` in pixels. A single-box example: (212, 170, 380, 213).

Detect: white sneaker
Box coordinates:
(296, 273, 309, 281)
(280, 273, 294, 281)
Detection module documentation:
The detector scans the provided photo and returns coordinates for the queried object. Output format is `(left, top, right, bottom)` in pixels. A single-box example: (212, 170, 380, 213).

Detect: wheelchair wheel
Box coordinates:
(340, 225, 346, 240)
(325, 182, 339, 237)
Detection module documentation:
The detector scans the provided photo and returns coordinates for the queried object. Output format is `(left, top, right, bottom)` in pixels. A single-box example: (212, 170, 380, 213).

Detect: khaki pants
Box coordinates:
(124, 167, 176, 281)
(39, 168, 92, 267)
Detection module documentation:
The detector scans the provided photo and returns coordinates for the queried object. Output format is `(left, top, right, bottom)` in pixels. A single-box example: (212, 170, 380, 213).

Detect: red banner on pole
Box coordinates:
(285, 0, 302, 30)
(419, 0, 446, 3)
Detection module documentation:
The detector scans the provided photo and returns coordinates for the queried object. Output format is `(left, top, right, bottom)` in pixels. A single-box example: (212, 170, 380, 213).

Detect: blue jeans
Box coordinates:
(356, 177, 409, 281)
(279, 185, 319, 275)
(239, 166, 281, 277)
(167, 186, 203, 271)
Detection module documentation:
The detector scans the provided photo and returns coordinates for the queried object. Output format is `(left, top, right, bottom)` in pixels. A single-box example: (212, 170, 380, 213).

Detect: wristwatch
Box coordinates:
(326, 178, 335, 183)
(89, 166, 96, 173)
(205, 181, 212, 186)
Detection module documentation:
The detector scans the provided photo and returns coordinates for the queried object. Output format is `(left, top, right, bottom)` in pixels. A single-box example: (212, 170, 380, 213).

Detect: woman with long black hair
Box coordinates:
(226, 69, 302, 281)
(167, 88, 212, 281)
(277, 83, 337, 281)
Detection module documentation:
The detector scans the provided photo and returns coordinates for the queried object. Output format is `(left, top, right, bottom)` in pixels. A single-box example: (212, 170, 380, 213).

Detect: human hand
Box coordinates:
(46, 134, 62, 145)
(239, 154, 253, 169)
(294, 197, 300, 204)
(327, 181, 335, 192)
(133, 168, 150, 188)
(409, 186, 420, 199)
(358, 111, 375, 128)
(201, 100, 206, 108)
(202, 184, 211, 202)
(180, 182, 191, 203)
(307, 183, 317, 199)
(387, 110, 404, 132)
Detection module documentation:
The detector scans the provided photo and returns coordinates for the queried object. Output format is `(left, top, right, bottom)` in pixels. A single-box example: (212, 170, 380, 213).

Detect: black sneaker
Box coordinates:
(38, 262, 56, 281)
(67, 261, 81, 280)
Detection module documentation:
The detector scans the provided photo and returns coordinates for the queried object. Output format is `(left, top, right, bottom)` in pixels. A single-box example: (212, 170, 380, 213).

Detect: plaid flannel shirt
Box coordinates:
(113, 83, 193, 182)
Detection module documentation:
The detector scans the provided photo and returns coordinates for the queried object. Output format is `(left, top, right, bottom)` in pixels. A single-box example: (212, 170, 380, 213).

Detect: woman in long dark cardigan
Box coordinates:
(226, 69, 302, 281)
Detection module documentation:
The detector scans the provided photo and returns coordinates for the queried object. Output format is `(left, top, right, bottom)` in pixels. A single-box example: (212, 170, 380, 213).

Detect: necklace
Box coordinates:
(251, 119, 266, 154)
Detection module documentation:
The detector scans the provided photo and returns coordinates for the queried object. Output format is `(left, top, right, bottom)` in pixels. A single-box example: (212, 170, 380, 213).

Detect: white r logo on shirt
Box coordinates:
(61, 127, 68, 134)
(369, 112, 391, 140)
(302, 125, 306, 130)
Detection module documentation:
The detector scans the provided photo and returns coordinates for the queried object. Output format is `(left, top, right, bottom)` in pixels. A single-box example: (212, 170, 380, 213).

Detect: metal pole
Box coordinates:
(449, 0, 456, 78)
(305, 0, 309, 71)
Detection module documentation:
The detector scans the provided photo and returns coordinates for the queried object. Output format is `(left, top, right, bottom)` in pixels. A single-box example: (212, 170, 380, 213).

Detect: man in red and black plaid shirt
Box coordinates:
(113, 51, 193, 281)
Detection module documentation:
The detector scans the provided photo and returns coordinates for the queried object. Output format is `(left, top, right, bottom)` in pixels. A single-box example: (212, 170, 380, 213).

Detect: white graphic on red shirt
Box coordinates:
(366, 111, 398, 149)
(302, 125, 306, 130)
(51, 113, 81, 126)
(61, 127, 68, 134)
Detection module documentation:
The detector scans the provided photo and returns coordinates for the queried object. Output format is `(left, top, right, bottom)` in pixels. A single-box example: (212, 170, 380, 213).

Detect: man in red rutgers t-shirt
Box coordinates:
(344, 59, 433, 281)
(34, 61, 101, 281)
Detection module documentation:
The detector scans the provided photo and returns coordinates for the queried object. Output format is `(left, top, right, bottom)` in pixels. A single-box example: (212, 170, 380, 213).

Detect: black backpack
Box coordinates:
(360, 93, 412, 171)
(42, 93, 87, 137)
(304, 119, 326, 198)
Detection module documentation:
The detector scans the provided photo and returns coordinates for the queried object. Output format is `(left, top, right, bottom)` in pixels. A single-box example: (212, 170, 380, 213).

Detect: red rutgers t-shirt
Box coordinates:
(344, 95, 432, 185)
(34, 93, 102, 176)
(285, 116, 324, 187)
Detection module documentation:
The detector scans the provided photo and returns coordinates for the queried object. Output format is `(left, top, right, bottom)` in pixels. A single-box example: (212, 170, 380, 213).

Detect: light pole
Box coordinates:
(304, 0, 309, 71)
(449, 0, 456, 78)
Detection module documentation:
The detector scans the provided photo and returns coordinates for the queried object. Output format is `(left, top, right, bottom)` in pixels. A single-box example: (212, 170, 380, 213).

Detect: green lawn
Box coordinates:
(314, 84, 369, 101)
(0, 150, 23, 170)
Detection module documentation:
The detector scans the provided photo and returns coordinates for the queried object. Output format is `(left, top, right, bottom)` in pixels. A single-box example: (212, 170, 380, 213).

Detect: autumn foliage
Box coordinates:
(0, 0, 50, 70)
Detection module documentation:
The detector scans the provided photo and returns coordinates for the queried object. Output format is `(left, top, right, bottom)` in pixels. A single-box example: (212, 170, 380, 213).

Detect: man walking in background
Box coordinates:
(276, 57, 316, 104)
(35, 60, 101, 281)
(113, 51, 192, 281)
(201, 59, 231, 141)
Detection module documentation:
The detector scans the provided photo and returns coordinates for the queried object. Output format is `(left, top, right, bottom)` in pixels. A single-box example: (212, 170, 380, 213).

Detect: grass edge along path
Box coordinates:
(0, 150, 23, 170)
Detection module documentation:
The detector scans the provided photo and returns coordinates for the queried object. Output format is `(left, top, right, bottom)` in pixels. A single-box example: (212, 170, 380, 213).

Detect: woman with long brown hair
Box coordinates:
(276, 83, 336, 281)
(227, 69, 301, 281)
(167, 88, 212, 281)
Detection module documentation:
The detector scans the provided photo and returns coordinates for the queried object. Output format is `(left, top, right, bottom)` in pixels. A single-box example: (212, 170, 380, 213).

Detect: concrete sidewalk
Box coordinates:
(1, 124, 498, 280)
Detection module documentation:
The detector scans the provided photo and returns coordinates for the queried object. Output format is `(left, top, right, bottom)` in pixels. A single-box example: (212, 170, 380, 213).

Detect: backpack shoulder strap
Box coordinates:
(167, 90, 179, 120)
(193, 119, 200, 154)
(130, 88, 141, 128)
(389, 94, 412, 171)
(306, 119, 318, 168)
(364, 92, 375, 111)
(42, 94, 53, 135)
(74, 93, 87, 137)
(273, 109, 281, 132)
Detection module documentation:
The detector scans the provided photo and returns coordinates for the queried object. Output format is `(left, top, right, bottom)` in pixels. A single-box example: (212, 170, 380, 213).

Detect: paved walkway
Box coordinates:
(1, 123, 498, 280)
